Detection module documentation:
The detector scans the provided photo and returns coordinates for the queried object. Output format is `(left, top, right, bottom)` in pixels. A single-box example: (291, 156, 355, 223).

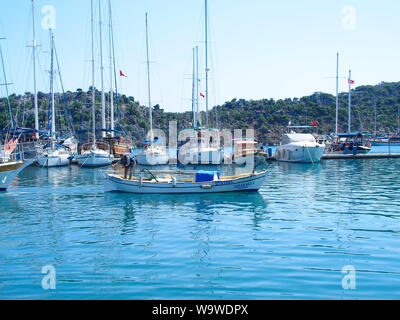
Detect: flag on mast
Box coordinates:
(120, 70, 127, 77)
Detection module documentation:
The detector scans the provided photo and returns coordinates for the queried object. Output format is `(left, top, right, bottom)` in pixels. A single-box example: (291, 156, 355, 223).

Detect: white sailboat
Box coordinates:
(0, 41, 33, 190)
(36, 31, 71, 167)
(77, 0, 114, 167)
(135, 13, 169, 166)
(177, 0, 223, 165)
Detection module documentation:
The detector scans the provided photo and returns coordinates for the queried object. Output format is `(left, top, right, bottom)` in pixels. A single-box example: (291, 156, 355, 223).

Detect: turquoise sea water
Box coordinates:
(1, 146, 400, 299)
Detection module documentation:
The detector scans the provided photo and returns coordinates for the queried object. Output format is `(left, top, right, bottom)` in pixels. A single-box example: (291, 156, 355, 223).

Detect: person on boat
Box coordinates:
(113, 154, 137, 180)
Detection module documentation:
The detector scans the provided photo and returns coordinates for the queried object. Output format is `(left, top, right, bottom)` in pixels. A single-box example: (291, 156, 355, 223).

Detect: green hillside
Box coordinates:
(1, 82, 400, 146)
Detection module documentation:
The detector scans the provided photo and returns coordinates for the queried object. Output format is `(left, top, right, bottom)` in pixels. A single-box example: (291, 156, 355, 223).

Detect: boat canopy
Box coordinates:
(337, 132, 372, 137)
(0, 127, 48, 136)
(195, 171, 220, 183)
(282, 133, 316, 145)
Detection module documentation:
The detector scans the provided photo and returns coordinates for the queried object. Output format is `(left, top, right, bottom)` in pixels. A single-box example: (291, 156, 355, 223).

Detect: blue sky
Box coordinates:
(0, 0, 399, 113)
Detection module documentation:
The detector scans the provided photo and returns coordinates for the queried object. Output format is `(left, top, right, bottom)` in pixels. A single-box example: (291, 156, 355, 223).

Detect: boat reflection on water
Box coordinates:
(104, 188, 267, 216)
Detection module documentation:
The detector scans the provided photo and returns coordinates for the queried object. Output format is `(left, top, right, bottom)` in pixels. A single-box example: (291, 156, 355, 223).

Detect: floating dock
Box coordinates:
(265, 153, 400, 161)
(321, 153, 400, 160)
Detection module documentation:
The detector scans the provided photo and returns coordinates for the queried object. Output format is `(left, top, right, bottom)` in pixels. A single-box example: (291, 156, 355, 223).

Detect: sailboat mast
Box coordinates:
(196, 46, 200, 127)
(204, 0, 209, 129)
(374, 99, 377, 136)
(145, 13, 153, 144)
(91, 0, 96, 148)
(99, 0, 106, 138)
(32, 0, 39, 138)
(0, 40, 14, 129)
(348, 70, 352, 133)
(50, 30, 55, 150)
(335, 53, 339, 135)
(191, 47, 196, 128)
(108, 0, 114, 137)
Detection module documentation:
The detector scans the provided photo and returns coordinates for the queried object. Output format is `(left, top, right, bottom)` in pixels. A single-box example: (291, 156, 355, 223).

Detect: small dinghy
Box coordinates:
(99, 169, 268, 194)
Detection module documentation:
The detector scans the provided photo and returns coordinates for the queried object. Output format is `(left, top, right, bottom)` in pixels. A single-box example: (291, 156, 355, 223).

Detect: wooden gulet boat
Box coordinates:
(99, 169, 268, 194)
(0, 160, 33, 191)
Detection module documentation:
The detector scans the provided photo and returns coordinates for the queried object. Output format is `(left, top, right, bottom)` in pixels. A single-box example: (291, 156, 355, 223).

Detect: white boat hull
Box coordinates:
(136, 152, 169, 166)
(36, 153, 71, 167)
(179, 148, 223, 165)
(99, 170, 268, 194)
(76, 151, 114, 167)
(276, 145, 325, 163)
(0, 160, 33, 191)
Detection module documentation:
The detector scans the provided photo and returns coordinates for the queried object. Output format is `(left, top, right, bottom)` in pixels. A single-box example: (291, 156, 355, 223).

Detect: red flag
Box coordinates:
(200, 93, 205, 98)
(348, 79, 354, 84)
(311, 120, 317, 127)
(120, 70, 127, 77)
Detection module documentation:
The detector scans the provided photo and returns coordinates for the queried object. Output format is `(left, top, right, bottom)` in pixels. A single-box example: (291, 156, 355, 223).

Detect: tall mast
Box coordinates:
(32, 0, 39, 138)
(398, 106, 399, 135)
(335, 53, 339, 135)
(374, 99, 377, 136)
(50, 30, 55, 151)
(191, 47, 196, 128)
(108, 0, 114, 137)
(348, 70, 352, 133)
(91, 0, 96, 148)
(196, 46, 200, 127)
(204, 0, 209, 129)
(0, 40, 14, 129)
(99, 0, 106, 138)
(145, 13, 153, 145)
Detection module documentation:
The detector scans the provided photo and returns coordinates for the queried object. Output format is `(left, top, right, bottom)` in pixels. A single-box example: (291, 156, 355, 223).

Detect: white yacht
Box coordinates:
(35, 31, 73, 168)
(275, 128, 325, 163)
(37, 148, 71, 167)
(136, 144, 169, 166)
(76, 0, 114, 168)
(135, 13, 169, 166)
(76, 144, 114, 167)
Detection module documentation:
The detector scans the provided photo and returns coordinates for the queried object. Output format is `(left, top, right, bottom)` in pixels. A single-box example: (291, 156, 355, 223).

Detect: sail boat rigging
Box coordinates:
(135, 13, 169, 166)
(76, 0, 114, 167)
(36, 30, 72, 167)
(177, 0, 223, 165)
(0, 40, 33, 190)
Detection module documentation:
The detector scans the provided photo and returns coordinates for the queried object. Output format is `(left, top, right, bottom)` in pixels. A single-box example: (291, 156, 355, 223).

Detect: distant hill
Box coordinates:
(1, 82, 400, 146)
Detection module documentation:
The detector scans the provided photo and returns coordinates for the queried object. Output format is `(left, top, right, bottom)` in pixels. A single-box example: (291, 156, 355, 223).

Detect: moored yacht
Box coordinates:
(135, 13, 169, 166)
(275, 126, 325, 163)
(136, 138, 169, 166)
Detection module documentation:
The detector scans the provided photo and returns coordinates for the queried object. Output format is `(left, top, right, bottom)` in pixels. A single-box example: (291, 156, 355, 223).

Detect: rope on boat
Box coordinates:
(305, 146, 314, 165)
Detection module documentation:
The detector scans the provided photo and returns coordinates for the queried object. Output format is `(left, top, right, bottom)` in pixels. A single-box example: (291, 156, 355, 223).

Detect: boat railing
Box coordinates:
(0, 141, 38, 163)
(78, 140, 112, 154)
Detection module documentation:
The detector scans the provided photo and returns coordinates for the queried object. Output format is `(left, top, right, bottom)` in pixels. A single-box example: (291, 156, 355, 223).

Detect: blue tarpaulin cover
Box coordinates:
(195, 171, 220, 183)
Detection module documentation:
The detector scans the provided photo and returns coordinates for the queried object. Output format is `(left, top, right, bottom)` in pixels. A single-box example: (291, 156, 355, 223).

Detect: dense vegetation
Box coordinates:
(1, 82, 400, 145)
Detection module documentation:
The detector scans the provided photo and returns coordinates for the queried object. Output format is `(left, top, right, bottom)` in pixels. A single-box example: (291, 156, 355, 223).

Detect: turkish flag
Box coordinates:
(200, 93, 205, 98)
(311, 120, 317, 127)
(348, 79, 354, 84)
(120, 70, 127, 77)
